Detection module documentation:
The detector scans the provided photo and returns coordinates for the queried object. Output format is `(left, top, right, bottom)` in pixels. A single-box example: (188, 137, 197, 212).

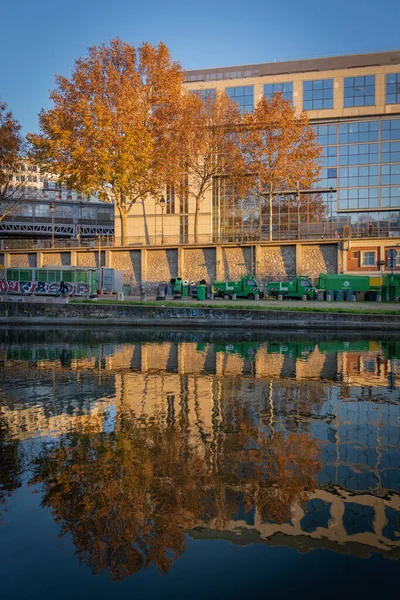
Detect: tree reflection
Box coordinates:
(0, 410, 22, 524)
(31, 407, 320, 581)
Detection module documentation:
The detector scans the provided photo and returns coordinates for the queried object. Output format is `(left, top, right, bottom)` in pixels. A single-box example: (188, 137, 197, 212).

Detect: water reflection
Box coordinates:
(0, 329, 399, 584)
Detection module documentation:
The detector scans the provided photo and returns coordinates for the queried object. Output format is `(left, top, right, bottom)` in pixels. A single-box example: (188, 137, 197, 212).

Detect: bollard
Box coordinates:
(255, 294, 260, 301)
(350, 293, 356, 302)
(210, 293, 214, 300)
(232, 293, 237, 300)
(377, 294, 382, 302)
(302, 294, 308, 301)
(117, 292, 124, 301)
(140, 292, 147, 302)
(277, 294, 283, 301)
(326, 292, 332, 302)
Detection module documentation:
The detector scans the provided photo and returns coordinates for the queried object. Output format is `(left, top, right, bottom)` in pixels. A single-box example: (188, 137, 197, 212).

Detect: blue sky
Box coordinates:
(1, 0, 399, 133)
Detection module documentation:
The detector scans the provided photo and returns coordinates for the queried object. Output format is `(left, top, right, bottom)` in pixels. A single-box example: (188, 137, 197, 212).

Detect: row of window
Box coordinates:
(314, 119, 400, 146)
(192, 72, 400, 112)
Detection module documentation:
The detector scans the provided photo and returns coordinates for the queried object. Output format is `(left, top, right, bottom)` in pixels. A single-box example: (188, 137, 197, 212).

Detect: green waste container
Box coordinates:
(196, 285, 206, 301)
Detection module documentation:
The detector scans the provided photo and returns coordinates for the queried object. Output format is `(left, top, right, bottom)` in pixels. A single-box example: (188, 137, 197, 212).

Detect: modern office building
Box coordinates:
(115, 50, 400, 260)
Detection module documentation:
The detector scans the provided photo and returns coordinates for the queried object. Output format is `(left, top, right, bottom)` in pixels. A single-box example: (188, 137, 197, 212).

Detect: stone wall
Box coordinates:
(77, 251, 99, 268)
(184, 249, 216, 282)
(146, 250, 178, 293)
(10, 253, 37, 268)
(42, 252, 71, 267)
(258, 246, 296, 281)
(221, 247, 251, 280)
(111, 251, 141, 292)
(301, 244, 337, 279)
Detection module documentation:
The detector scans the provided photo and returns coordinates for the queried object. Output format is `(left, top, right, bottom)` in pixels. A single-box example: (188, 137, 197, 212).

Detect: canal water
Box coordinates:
(0, 328, 399, 600)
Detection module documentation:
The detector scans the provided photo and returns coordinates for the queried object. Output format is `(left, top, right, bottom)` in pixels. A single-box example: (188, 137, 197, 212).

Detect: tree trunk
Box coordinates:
(269, 192, 273, 242)
(194, 196, 201, 244)
(118, 206, 128, 246)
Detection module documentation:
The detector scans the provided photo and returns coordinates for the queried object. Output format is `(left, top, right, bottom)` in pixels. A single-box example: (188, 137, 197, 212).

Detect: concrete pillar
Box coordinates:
(105, 250, 112, 268)
(178, 246, 184, 276)
(255, 244, 261, 277)
(3, 253, 10, 268)
(70, 251, 78, 267)
(337, 242, 344, 274)
(295, 243, 302, 275)
(140, 248, 147, 285)
(37, 252, 44, 268)
(216, 245, 223, 280)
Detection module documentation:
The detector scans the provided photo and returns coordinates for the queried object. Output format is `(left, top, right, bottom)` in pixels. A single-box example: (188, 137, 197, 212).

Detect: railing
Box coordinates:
(1, 227, 400, 251)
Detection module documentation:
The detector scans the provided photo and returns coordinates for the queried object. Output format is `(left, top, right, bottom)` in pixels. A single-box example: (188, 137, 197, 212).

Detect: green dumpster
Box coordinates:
(196, 285, 206, 301)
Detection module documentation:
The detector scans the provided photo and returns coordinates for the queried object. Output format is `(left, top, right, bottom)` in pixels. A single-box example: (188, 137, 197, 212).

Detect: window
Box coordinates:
(339, 143, 378, 166)
(321, 146, 337, 167)
(381, 187, 400, 208)
(386, 73, 400, 105)
(303, 79, 333, 110)
(361, 251, 376, 266)
(339, 166, 378, 187)
(381, 141, 400, 163)
(344, 76, 375, 107)
(300, 279, 312, 288)
(313, 124, 337, 145)
(190, 88, 216, 101)
(339, 188, 378, 210)
(381, 164, 400, 185)
(339, 121, 378, 143)
(166, 184, 175, 214)
(381, 119, 400, 141)
(226, 86, 254, 114)
(264, 82, 293, 105)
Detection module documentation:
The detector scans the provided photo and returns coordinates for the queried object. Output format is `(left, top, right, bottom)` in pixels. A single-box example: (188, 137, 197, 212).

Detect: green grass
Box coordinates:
(69, 299, 400, 316)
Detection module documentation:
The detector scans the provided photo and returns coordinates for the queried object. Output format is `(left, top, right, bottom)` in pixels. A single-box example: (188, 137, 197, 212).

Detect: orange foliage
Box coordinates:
(28, 39, 184, 244)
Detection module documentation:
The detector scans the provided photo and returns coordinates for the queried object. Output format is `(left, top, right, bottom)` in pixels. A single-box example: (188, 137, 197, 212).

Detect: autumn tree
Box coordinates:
(241, 93, 322, 241)
(0, 101, 26, 221)
(28, 39, 184, 245)
(176, 91, 247, 243)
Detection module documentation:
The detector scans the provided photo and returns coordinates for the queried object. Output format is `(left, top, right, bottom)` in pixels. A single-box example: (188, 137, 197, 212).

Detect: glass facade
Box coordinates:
(213, 115, 400, 242)
(226, 86, 254, 114)
(303, 79, 333, 110)
(312, 116, 400, 236)
(344, 76, 375, 107)
(264, 82, 293, 105)
(386, 73, 400, 105)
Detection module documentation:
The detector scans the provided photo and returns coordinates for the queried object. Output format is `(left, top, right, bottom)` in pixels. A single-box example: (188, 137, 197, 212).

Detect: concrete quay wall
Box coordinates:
(0, 241, 339, 294)
(1, 301, 399, 331)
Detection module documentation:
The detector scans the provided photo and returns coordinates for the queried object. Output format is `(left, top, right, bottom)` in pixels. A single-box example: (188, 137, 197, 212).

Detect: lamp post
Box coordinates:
(50, 201, 55, 248)
(295, 183, 301, 240)
(159, 195, 166, 245)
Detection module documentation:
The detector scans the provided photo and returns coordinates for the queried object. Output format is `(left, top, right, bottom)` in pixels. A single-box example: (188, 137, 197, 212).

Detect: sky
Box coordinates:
(1, 0, 399, 134)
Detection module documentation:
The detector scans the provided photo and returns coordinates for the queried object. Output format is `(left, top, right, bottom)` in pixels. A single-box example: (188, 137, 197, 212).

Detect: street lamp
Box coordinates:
(159, 195, 166, 245)
(50, 201, 55, 248)
(295, 183, 301, 240)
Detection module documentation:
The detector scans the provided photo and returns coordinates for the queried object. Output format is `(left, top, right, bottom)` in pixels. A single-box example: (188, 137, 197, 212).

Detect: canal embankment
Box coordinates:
(1, 298, 400, 330)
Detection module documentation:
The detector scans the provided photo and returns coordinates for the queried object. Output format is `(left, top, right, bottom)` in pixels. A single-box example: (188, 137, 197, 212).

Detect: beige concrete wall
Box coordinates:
(184, 63, 400, 120)
(221, 247, 252, 280)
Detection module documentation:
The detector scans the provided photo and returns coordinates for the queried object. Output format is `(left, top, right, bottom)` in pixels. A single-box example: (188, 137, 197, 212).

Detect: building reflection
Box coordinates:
(0, 334, 399, 579)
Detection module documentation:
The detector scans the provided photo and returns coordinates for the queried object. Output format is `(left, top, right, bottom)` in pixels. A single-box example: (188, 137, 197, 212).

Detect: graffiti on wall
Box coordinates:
(0, 280, 90, 296)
